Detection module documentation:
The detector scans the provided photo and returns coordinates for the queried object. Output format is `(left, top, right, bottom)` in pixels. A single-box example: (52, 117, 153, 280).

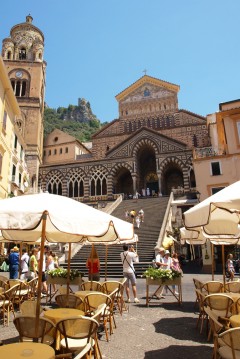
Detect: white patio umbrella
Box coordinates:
(0, 192, 135, 315)
(183, 180, 240, 238)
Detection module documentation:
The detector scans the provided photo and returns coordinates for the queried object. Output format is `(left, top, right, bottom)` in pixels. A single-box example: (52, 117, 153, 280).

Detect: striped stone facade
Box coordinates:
(39, 75, 209, 200)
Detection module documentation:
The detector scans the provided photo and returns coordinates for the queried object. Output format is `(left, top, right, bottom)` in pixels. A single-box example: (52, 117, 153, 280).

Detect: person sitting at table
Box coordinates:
(86, 245, 100, 281)
(226, 253, 235, 281)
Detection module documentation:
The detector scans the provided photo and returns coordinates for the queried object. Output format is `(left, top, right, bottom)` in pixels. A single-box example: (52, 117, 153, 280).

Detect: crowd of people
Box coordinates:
(3, 244, 59, 296)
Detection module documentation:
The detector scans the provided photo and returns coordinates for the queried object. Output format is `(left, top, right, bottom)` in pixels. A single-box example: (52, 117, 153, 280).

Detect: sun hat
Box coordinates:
(159, 247, 165, 252)
(164, 250, 170, 255)
(13, 246, 19, 251)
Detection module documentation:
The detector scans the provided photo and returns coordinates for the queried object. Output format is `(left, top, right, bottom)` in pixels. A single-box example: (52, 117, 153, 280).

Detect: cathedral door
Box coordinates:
(137, 145, 158, 194)
(162, 164, 184, 195)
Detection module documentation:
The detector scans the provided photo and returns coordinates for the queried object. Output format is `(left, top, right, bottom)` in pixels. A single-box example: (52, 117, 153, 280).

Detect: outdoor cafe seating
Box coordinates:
(13, 316, 56, 346)
(56, 316, 99, 358)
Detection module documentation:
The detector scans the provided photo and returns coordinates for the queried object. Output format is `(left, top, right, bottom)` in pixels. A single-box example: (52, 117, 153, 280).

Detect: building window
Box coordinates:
(2, 111, 7, 132)
(11, 80, 27, 97)
(65, 147, 68, 153)
(60, 148, 62, 154)
(14, 135, 18, 149)
(19, 48, 26, 60)
(211, 161, 221, 176)
(12, 164, 16, 182)
(48, 150, 51, 156)
(211, 187, 225, 195)
(237, 122, 240, 142)
(43, 150, 46, 157)
(19, 173, 22, 187)
(54, 149, 57, 155)
(0, 154, 3, 176)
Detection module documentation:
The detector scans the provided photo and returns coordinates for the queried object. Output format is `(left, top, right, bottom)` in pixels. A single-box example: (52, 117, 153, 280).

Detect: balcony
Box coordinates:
(11, 175, 19, 186)
(193, 147, 226, 159)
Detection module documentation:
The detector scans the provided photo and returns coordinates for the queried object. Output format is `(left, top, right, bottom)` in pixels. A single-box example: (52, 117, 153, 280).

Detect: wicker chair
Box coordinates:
(56, 316, 98, 358)
(204, 293, 234, 328)
(81, 281, 102, 292)
(55, 294, 84, 311)
(0, 283, 20, 326)
(18, 300, 45, 317)
(84, 292, 113, 342)
(225, 281, 240, 293)
(204, 306, 226, 359)
(202, 281, 224, 295)
(8, 279, 30, 309)
(13, 315, 56, 345)
(102, 280, 125, 315)
(218, 327, 240, 359)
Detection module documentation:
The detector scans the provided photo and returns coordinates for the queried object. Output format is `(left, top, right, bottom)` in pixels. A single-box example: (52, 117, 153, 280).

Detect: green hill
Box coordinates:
(44, 98, 108, 142)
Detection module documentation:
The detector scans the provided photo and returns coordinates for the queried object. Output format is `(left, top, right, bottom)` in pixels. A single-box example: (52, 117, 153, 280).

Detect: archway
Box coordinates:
(113, 167, 133, 195)
(137, 145, 158, 195)
(162, 163, 183, 195)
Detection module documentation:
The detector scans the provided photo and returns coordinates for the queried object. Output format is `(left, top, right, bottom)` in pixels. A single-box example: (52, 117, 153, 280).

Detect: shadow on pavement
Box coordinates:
(153, 316, 208, 343)
(144, 344, 212, 359)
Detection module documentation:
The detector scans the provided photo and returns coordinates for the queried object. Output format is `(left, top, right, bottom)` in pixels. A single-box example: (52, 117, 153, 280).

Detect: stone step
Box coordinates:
(62, 196, 169, 277)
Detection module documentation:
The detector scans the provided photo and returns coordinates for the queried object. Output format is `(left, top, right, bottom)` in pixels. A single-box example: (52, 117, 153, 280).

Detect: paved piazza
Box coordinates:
(0, 273, 219, 358)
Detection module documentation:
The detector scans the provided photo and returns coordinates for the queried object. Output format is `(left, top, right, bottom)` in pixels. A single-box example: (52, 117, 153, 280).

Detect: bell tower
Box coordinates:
(2, 15, 47, 191)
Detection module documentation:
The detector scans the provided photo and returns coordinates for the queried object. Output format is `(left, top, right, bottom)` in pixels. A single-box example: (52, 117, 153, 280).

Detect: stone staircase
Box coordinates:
(62, 196, 170, 278)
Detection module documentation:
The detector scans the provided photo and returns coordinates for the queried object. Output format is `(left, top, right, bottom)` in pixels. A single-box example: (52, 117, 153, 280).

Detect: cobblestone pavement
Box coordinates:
(0, 273, 222, 359)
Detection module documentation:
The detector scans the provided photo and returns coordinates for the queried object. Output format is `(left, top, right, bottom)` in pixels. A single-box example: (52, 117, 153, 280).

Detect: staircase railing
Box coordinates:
(103, 194, 123, 214)
(155, 192, 174, 249)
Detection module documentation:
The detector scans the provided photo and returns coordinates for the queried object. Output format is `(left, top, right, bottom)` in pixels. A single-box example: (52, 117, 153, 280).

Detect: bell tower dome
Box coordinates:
(2, 15, 47, 192)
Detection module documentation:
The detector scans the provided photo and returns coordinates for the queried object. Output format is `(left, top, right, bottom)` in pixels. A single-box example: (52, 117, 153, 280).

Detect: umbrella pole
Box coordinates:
(19, 242, 23, 279)
(67, 243, 71, 300)
(90, 244, 94, 290)
(36, 211, 47, 319)
(211, 243, 214, 280)
(222, 245, 226, 288)
(105, 246, 108, 282)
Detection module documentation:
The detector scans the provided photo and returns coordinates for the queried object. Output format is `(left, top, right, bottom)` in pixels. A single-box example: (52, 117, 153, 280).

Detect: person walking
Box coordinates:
(226, 253, 235, 281)
(120, 244, 139, 303)
(9, 246, 20, 279)
(86, 245, 101, 281)
(20, 247, 30, 280)
(135, 215, 141, 228)
(138, 208, 144, 223)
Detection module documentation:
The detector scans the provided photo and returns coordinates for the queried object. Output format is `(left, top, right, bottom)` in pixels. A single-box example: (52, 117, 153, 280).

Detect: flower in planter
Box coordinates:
(47, 268, 84, 281)
(142, 267, 181, 282)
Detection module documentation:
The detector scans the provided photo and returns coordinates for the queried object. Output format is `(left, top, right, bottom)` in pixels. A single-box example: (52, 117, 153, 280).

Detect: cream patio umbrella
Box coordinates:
(183, 180, 240, 239)
(0, 192, 135, 316)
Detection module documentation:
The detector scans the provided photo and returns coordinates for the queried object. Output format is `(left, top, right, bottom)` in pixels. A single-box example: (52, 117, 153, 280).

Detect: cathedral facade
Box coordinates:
(39, 75, 210, 201)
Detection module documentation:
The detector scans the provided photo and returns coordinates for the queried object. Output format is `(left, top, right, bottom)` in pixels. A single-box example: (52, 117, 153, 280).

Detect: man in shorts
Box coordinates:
(120, 244, 139, 303)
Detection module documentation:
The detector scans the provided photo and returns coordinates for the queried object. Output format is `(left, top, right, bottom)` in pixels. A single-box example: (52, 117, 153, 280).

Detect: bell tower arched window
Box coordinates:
(11, 79, 27, 97)
(19, 48, 26, 60)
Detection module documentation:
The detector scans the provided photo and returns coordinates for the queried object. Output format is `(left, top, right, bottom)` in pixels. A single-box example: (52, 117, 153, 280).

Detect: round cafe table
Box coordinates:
(75, 290, 100, 300)
(230, 314, 240, 328)
(44, 307, 84, 323)
(44, 308, 84, 350)
(0, 342, 55, 359)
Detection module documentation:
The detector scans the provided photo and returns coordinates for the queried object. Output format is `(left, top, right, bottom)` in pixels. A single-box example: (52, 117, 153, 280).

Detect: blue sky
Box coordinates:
(1, 1, 239, 122)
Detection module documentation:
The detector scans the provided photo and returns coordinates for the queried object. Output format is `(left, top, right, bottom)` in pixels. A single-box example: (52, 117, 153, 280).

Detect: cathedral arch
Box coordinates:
(111, 164, 133, 195)
(159, 157, 185, 195)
